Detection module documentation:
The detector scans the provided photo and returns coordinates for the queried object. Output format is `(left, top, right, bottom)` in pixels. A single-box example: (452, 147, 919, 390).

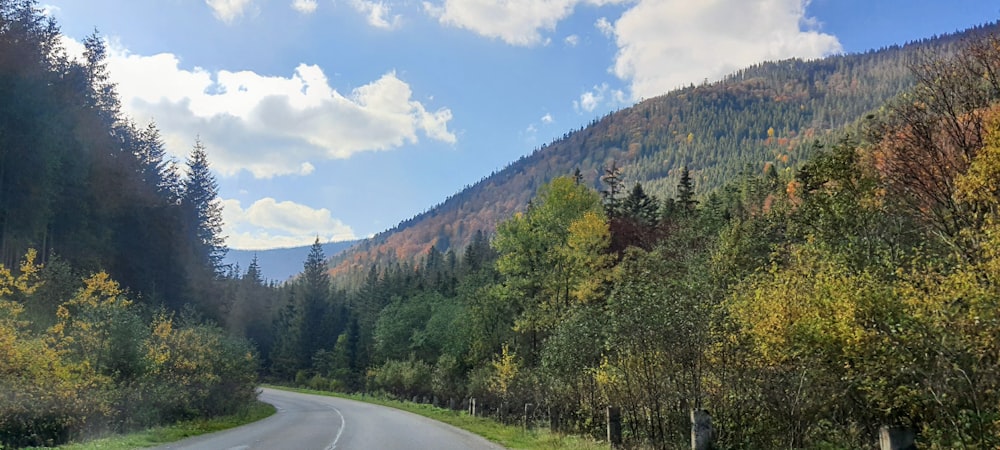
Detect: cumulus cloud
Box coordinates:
(424, 0, 625, 46)
(100, 42, 455, 178)
(291, 0, 318, 14)
(206, 0, 254, 24)
(564, 34, 579, 47)
(574, 83, 625, 113)
(223, 198, 357, 249)
(351, 0, 402, 29)
(609, 0, 842, 99)
(541, 113, 554, 124)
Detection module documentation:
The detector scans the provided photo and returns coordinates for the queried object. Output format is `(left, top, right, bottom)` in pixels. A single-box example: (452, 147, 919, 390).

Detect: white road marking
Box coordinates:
(325, 404, 346, 450)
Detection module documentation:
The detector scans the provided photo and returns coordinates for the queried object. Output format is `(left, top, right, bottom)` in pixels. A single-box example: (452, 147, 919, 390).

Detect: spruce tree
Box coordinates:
(622, 182, 660, 226)
(299, 238, 331, 362)
(182, 138, 227, 274)
(677, 166, 697, 212)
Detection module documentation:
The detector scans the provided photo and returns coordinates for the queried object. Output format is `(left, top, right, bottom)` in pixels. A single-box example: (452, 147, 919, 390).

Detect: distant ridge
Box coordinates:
(225, 240, 358, 283)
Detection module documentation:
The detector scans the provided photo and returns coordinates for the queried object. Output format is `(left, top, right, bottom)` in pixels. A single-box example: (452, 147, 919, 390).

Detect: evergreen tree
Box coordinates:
(677, 166, 698, 212)
(622, 182, 660, 226)
(245, 254, 263, 285)
(82, 31, 121, 129)
(182, 138, 227, 274)
(298, 238, 332, 361)
(600, 162, 625, 218)
(135, 122, 182, 201)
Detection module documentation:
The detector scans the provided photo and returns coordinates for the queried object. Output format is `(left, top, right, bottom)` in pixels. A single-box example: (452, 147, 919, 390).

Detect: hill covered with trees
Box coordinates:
(329, 20, 1000, 282)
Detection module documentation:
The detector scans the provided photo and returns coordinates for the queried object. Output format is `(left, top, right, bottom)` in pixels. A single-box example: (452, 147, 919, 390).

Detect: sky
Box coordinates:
(43, 0, 1000, 250)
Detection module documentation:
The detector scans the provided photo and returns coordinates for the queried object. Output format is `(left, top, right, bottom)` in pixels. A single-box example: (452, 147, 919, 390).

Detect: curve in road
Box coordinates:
(153, 388, 504, 450)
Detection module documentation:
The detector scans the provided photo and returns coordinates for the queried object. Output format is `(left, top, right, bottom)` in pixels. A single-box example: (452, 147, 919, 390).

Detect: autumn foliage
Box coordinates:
(0, 252, 258, 448)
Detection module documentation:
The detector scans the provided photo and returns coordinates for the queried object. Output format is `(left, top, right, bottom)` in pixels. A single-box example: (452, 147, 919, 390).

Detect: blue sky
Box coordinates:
(44, 0, 999, 249)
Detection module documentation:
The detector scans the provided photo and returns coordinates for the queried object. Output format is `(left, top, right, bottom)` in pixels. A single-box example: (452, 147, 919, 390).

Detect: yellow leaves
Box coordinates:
(953, 107, 1000, 207)
(0, 248, 44, 297)
(69, 272, 129, 309)
(489, 343, 519, 399)
(592, 355, 619, 388)
(566, 211, 613, 304)
(728, 247, 881, 365)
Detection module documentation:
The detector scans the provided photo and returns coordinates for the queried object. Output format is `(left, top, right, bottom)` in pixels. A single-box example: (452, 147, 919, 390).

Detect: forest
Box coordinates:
(4, 0, 1000, 448)
(0, 1, 258, 447)
(256, 26, 1000, 450)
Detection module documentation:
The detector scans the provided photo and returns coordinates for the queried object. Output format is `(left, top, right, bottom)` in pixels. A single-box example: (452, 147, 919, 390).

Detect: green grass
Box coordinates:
(267, 385, 607, 450)
(51, 401, 276, 450)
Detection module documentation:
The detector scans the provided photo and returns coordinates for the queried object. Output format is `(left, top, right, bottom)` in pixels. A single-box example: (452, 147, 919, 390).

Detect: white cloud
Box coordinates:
(541, 113, 554, 124)
(292, 0, 318, 14)
(424, 0, 625, 46)
(223, 198, 357, 249)
(595, 16, 613, 37)
(610, 0, 842, 99)
(351, 0, 402, 29)
(59, 35, 86, 62)
(564, 34, 579, 46)
(99, 42, 455, 178)
(206, 0, 254, 24)
(574, 83, 625, 113)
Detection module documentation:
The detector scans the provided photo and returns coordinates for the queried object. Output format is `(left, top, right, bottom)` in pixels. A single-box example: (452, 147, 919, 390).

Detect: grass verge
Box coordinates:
(52, 400, 276, 450)
(266, 385, 606, 450)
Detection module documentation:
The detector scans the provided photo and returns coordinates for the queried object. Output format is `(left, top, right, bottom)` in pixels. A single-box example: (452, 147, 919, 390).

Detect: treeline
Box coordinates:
(0, 2, 258, 447)
(0, 0, 227, 316)
(262, 30, 1000, 448)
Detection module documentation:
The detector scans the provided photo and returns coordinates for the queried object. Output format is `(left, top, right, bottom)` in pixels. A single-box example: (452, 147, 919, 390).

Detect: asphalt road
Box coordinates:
(153, 387, 504, 450)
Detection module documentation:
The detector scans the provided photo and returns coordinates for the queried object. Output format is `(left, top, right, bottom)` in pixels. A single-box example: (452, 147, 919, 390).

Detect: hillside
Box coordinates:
(329, 21, 1000, 279)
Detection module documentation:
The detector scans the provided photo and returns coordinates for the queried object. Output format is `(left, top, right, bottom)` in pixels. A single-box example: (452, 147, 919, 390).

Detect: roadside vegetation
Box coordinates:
(50, 401, 275, 450)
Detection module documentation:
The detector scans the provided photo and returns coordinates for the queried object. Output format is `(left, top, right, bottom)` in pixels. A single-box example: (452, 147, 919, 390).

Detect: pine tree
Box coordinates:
(677, 166, 698, 213)
(182, 138, 227, 274)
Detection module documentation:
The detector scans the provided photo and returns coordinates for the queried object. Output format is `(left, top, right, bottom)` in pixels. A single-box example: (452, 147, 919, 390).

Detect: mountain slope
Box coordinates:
(329, 21, 1000, 279)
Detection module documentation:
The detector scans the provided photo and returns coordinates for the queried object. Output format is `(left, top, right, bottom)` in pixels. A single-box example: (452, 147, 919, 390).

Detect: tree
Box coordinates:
(182, 138, 227, 274)
(299, 238, 332, 361)
(867, 32, 1000, 256)
(493, 176, 606, 364)
(677, 166, 697, 212)
(600, 162, 625, 218)
(135, 122, 182, 202)
(622, 182, 659, 226)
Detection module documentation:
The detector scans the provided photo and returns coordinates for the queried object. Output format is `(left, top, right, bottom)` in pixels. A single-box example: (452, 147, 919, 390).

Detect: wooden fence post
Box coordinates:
(879, 426, 916, 450)
(691, 409, 713, 450)
(607, 406, 622, 448)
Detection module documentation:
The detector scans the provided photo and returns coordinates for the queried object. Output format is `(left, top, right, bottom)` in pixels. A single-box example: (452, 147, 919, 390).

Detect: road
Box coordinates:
(153, 387, 504, 450)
